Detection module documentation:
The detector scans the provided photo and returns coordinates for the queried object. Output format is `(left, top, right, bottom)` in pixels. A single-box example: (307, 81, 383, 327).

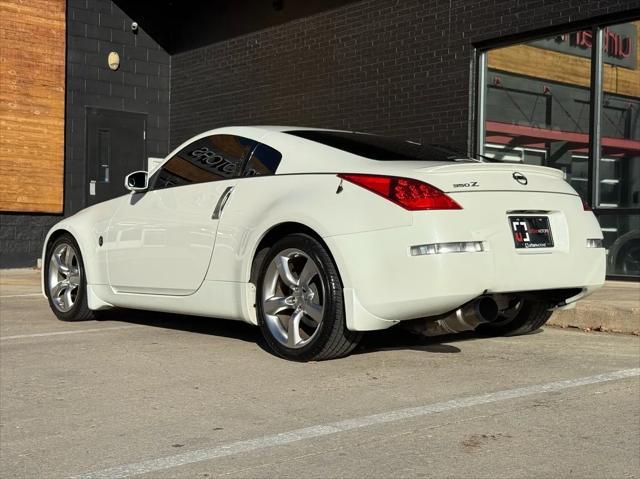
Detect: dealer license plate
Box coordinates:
(508, 216, 554, 249)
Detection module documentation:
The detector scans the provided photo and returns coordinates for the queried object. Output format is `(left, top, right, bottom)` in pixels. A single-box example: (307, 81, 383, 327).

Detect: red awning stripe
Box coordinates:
(485, 121, 640, 154)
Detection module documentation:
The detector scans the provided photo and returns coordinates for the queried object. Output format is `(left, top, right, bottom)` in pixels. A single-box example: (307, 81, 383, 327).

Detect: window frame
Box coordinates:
(239, 142, 283, 177)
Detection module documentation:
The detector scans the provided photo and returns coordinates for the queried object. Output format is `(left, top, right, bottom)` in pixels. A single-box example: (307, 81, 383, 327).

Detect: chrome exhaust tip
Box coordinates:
(469, 296, 499, 324)
(407, 296, 500, 337)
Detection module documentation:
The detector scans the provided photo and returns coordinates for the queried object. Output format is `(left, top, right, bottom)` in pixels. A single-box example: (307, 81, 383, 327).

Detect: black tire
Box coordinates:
(476, 300, 553, 336)
(609, 231, 640, 276)
(44, 233, 95, 322)
(256, 233, 362, 361)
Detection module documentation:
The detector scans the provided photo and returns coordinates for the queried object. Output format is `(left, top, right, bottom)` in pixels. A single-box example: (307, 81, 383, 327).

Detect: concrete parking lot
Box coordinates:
(1, 269, 639, 479)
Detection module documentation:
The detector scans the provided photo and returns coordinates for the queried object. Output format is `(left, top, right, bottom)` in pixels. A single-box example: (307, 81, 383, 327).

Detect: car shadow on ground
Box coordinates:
(97, 308, 261, 344)
(361, 326, 544, 354)
(358, 328, 465, 354)
(97, 308, 542, 358)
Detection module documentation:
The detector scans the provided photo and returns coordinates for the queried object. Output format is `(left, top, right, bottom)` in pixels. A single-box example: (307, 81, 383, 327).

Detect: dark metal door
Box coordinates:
(86, 108, 146, 206)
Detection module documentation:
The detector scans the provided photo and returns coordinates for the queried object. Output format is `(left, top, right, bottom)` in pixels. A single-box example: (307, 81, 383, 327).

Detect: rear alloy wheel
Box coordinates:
(45, 234, 94, 322)
(257, 234, 361, 361)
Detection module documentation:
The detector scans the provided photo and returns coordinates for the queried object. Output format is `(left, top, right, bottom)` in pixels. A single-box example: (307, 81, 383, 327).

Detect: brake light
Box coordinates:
(582, 199, 592, 211)
(337, 174, 462, 210)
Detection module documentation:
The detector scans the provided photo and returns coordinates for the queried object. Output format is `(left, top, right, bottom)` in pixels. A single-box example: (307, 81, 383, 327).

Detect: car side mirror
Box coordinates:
(125, 170, 148, 192)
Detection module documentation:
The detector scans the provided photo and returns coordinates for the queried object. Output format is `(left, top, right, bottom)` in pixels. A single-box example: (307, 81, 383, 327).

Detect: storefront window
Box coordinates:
(481, 30, 592, 200)
(597, 20, 640, 277)
(480, 20, 640, 279)
(597, 21, 640, 210)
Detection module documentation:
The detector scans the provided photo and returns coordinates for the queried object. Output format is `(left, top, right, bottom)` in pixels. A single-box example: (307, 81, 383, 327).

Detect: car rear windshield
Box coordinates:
(286, 130, 475, 162)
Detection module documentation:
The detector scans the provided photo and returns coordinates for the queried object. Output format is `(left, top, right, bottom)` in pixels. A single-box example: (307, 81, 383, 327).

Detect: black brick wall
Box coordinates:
(0, 0, 170, 268)
(0, 214, 60, 269)
(66, 0, 170, 214)
(170, 0, 640, 150)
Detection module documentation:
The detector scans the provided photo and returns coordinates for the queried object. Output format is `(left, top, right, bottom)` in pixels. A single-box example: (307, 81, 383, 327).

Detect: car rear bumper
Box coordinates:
(325, 194, 605, 331)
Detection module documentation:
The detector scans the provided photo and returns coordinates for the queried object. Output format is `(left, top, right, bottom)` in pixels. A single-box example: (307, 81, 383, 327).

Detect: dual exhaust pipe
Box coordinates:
(409, 296, 500, 337)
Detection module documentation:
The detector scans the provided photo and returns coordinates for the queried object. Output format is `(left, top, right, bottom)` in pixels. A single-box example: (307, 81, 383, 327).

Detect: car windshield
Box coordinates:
(286, 130, 484, 163)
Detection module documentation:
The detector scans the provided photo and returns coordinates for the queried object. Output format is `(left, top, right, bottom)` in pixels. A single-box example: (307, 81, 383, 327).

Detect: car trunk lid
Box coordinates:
(412, 162, 575, 196)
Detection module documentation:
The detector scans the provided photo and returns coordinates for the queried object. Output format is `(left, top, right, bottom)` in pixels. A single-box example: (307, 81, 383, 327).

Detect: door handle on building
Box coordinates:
(212, 186, 234, 219)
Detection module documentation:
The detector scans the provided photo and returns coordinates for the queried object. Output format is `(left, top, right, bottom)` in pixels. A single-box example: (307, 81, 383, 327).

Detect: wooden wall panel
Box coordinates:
(0, 0, 65, 213)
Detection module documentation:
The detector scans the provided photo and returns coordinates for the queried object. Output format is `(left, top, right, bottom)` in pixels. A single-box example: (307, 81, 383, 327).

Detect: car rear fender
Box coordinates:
(205, 173, 412, 287)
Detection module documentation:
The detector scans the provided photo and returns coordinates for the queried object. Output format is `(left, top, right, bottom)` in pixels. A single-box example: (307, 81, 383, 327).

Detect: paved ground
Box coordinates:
(1, 269, 639, 479)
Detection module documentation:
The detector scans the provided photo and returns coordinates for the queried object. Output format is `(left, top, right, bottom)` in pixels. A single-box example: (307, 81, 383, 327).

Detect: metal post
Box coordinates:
(588, 26, 604, 209)
(476, 51, 487, 158)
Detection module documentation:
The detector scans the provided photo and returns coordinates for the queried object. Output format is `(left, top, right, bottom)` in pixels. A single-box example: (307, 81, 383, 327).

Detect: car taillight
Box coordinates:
(337, 174, 462, 210)
(582, 199, 592, 211)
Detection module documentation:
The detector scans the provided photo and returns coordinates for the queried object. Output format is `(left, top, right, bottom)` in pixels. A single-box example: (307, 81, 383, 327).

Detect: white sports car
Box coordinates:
(42, 126, 606, 361)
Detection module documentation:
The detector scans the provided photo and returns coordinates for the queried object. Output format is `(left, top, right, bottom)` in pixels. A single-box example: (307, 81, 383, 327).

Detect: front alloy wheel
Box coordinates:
(48, 242, 81, 312)
(257, 234, 361, 361)
(45, 234, 94, 322)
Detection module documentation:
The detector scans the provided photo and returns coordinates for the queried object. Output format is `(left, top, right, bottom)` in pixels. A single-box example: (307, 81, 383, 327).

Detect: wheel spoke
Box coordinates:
(275, 255, 299, 289)
(287, 309, 304, 347)
(264, 296, 293, 315)
(303, 302, 323, 324)
(67, 250, 77, 270)
(51, 252, 69, 274)
(298, 258, 318, 288)
(50, 279, 69, 298)
(63, 287, 74, 310)
(61, 245, 71, 268)
(53, 295, 65, 309)
(68, 268, 81, 286)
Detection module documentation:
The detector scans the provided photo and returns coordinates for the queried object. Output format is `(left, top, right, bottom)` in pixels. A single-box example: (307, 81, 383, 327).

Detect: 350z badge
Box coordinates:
(453, 181, 479, 188)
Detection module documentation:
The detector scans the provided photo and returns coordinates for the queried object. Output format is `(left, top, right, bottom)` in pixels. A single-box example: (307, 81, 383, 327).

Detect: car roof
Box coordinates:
(155, 126, 473, 178)
(191, 125, 346, 136)
(155, 126, 338, 173)
(163, 125, 347, 162)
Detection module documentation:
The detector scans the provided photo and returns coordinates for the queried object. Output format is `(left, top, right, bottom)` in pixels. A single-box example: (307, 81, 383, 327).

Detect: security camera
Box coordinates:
(131, 22, 138, 33)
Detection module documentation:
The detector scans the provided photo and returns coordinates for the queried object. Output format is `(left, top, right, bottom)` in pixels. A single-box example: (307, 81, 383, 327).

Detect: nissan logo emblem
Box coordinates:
(513, 172, 528, 185)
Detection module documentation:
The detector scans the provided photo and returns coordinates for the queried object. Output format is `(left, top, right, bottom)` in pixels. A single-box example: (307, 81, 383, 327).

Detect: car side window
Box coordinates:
(241, 143, 282, 177)
(151, 135, 256, 190)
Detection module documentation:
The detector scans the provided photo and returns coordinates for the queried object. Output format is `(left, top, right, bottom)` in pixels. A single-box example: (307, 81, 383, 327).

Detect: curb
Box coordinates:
(549, 304, 640, 335)
(548, 281, 640, 335)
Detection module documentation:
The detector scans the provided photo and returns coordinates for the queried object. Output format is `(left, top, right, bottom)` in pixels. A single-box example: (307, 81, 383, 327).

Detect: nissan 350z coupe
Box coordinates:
(42, 126, 606, 361)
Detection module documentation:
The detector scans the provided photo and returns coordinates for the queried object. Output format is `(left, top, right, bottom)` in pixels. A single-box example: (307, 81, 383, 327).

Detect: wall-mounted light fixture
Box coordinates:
(108, 51, 120, 71)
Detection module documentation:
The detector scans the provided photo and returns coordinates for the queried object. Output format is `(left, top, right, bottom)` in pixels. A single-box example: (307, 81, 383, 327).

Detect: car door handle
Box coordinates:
(212, 186, 235, 219)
